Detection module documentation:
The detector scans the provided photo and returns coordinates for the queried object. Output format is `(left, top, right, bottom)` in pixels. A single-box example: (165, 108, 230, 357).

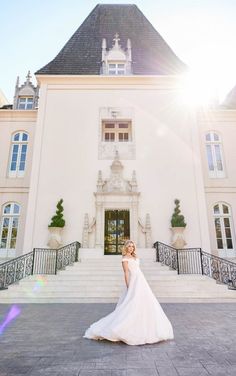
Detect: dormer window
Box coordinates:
(101, 33, 132, 75)
(108, 63, 125, 75)
(13, 71, 39, 110)
(18, 97, 34, 110)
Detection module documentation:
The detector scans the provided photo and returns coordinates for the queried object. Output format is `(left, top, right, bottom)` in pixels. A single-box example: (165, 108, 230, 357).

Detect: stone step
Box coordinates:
(55, 269, 176, 276)
(3, 278, 232, 294)
(1, 297, 236, 303)
(6, 284, 228, 294)
(20, 275, 214, 284)
(19, 275, 214, 283)
(1, 288, 235, 298)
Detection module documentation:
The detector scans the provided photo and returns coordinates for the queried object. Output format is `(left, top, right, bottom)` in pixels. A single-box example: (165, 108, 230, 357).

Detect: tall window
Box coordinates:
(18, 97, 34, 110)
(102, 121, 132, 142)
(205, 132, 225, 178)
(213, 203, 234, 250)
(9, 132, 28, 177)
(0, 203, 20, 250)
(108, 63, 126, 75)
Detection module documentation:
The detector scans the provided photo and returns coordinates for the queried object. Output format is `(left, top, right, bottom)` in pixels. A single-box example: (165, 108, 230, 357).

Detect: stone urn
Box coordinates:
(47, 227, 63, 249)
(171, 227, 187, 249)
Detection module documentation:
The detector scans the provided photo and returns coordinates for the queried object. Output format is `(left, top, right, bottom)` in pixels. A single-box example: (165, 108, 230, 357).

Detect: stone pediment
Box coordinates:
(96, 151, 138, 194)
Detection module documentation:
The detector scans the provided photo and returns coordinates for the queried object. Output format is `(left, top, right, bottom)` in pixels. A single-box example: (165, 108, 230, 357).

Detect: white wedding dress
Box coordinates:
(83, 257, 174, 345)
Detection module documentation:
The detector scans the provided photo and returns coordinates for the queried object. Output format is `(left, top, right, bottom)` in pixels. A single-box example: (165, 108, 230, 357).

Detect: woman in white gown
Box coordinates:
(83, 240, 174, 345)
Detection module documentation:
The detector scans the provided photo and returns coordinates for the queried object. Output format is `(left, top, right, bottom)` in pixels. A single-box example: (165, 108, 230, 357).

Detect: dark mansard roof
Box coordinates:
(36, 4, 186, 75)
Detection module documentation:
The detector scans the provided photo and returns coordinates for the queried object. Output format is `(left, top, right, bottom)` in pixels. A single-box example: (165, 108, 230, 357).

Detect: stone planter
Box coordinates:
(171, 226, 186, 249)
(47, 227, 63, 249)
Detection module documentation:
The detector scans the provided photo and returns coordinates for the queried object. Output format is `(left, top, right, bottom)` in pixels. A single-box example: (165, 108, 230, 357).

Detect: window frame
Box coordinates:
(18, 96, 34, 110)
(0, 202, 20, 250)
(108, 62, 126, 75)
(8, 132, 29, 178)
(102, 120, 132, 142)
(205, 132, 225, 178)
(213, 203, 235, 251)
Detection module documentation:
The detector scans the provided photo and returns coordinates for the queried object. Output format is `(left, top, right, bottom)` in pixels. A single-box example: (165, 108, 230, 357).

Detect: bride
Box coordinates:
(83, 240, 174, 345)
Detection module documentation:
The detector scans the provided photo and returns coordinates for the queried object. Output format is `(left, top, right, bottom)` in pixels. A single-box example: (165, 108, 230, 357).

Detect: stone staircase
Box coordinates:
(0, 249, 236, 303)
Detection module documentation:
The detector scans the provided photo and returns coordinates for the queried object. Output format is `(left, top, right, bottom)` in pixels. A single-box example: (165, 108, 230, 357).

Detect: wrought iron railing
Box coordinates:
(0, 241, 80, 290)
(154, 241, 236, 289)
(0, 251, 34, 290)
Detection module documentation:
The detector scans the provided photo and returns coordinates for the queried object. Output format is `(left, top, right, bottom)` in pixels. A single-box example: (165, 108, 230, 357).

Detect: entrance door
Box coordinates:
(104, 210, 130, 254)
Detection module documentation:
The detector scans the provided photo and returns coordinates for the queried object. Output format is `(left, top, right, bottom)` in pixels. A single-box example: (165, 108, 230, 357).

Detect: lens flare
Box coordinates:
(32, 275, 47, 292)
(0, 305, 21, 335)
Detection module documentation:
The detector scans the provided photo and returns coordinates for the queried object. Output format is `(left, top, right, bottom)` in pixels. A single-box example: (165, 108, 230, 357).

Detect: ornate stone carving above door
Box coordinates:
(97, 151, 137, 193)
(82, 152, 152, 250)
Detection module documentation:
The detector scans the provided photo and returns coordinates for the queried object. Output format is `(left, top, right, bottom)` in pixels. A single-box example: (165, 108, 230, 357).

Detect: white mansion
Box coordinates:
(0, 4, 236, 260)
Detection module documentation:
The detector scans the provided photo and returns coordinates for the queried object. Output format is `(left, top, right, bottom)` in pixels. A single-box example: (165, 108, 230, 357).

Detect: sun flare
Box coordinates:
(180, 69, 218, 107)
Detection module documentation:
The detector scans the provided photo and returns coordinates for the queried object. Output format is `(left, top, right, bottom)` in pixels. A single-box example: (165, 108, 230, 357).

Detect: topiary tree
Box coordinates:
(171, 199, 186, 227)
(48, 199, 65, 228)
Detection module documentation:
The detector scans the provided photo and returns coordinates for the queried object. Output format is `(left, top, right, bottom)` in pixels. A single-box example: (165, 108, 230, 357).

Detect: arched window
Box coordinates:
(0, 203, 20, 250)
(205, 132, 225, 178)
(213, 203, 234, 250)
(9, 132, 28, 177)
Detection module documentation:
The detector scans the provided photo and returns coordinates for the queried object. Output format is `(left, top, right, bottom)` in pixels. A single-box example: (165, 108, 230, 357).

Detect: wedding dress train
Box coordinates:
(83, 257, 174, 345)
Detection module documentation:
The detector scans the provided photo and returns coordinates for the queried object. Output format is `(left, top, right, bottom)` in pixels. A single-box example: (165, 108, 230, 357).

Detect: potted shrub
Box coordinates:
(47, 199, 66, 249)
(170, 199, 187, 249)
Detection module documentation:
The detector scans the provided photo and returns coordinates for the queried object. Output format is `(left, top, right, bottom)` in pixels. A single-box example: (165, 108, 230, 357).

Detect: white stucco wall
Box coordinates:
(199, 110, 236, 256)
(0, 110, 36, 256)
(23, 76, 210, 253)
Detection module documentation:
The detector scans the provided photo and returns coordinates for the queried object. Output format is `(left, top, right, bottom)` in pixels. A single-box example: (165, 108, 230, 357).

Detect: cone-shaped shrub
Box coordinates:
(171, 199, 186, 227)
(48, 199, 65, 227)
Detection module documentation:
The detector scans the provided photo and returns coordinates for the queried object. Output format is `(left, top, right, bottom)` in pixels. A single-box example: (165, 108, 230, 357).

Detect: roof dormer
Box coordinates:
(13, 71, 39, 110)
(101, 33, 132, 75)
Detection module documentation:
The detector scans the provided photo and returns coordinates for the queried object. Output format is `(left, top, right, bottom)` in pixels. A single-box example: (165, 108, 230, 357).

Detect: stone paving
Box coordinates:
(0, 303, 236, 376)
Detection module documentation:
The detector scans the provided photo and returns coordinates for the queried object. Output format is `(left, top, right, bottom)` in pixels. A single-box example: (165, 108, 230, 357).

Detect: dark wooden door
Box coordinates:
(104, 210, 130, 254)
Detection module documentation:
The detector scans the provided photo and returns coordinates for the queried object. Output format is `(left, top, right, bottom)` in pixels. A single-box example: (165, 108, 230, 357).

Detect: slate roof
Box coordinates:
(36, 4, 186, 75)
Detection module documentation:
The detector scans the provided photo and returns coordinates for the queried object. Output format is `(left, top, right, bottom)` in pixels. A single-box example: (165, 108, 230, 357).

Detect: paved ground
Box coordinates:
(0, 303, 236, 376)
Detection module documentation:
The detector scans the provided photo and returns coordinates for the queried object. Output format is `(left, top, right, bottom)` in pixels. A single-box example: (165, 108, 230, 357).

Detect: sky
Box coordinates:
(1, 0, 236, 104)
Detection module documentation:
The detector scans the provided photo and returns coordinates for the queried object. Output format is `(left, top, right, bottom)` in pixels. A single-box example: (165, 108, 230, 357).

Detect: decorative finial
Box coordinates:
(97, 170, 103, 183)
(15, 76, 19, 88)
(145, 213, 151, 229)
(127, 39, 132, 62)
(84, 213, 89, 228)
(102, 38, 107, 49)
(114, 150, 119, 160)
(131, 170, 137, 183)
(113, 33, 120, 48)
(26, 71, 31, 83)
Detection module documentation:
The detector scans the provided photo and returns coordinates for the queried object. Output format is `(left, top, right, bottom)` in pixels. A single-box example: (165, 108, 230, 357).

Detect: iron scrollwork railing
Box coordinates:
(201, 251, 236, 288)
(154, 241, 236, 289)
(155, 242, 178, 271)
(0, 241, 80, 290)
(0, 251, 34, 290)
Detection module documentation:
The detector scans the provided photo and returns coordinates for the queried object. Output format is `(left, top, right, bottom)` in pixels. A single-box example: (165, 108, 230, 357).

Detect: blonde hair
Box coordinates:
(122, 240, 137, 258)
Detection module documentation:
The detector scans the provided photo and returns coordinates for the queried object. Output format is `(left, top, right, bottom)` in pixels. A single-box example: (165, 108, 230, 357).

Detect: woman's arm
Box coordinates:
(122, 261, 129, 288)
